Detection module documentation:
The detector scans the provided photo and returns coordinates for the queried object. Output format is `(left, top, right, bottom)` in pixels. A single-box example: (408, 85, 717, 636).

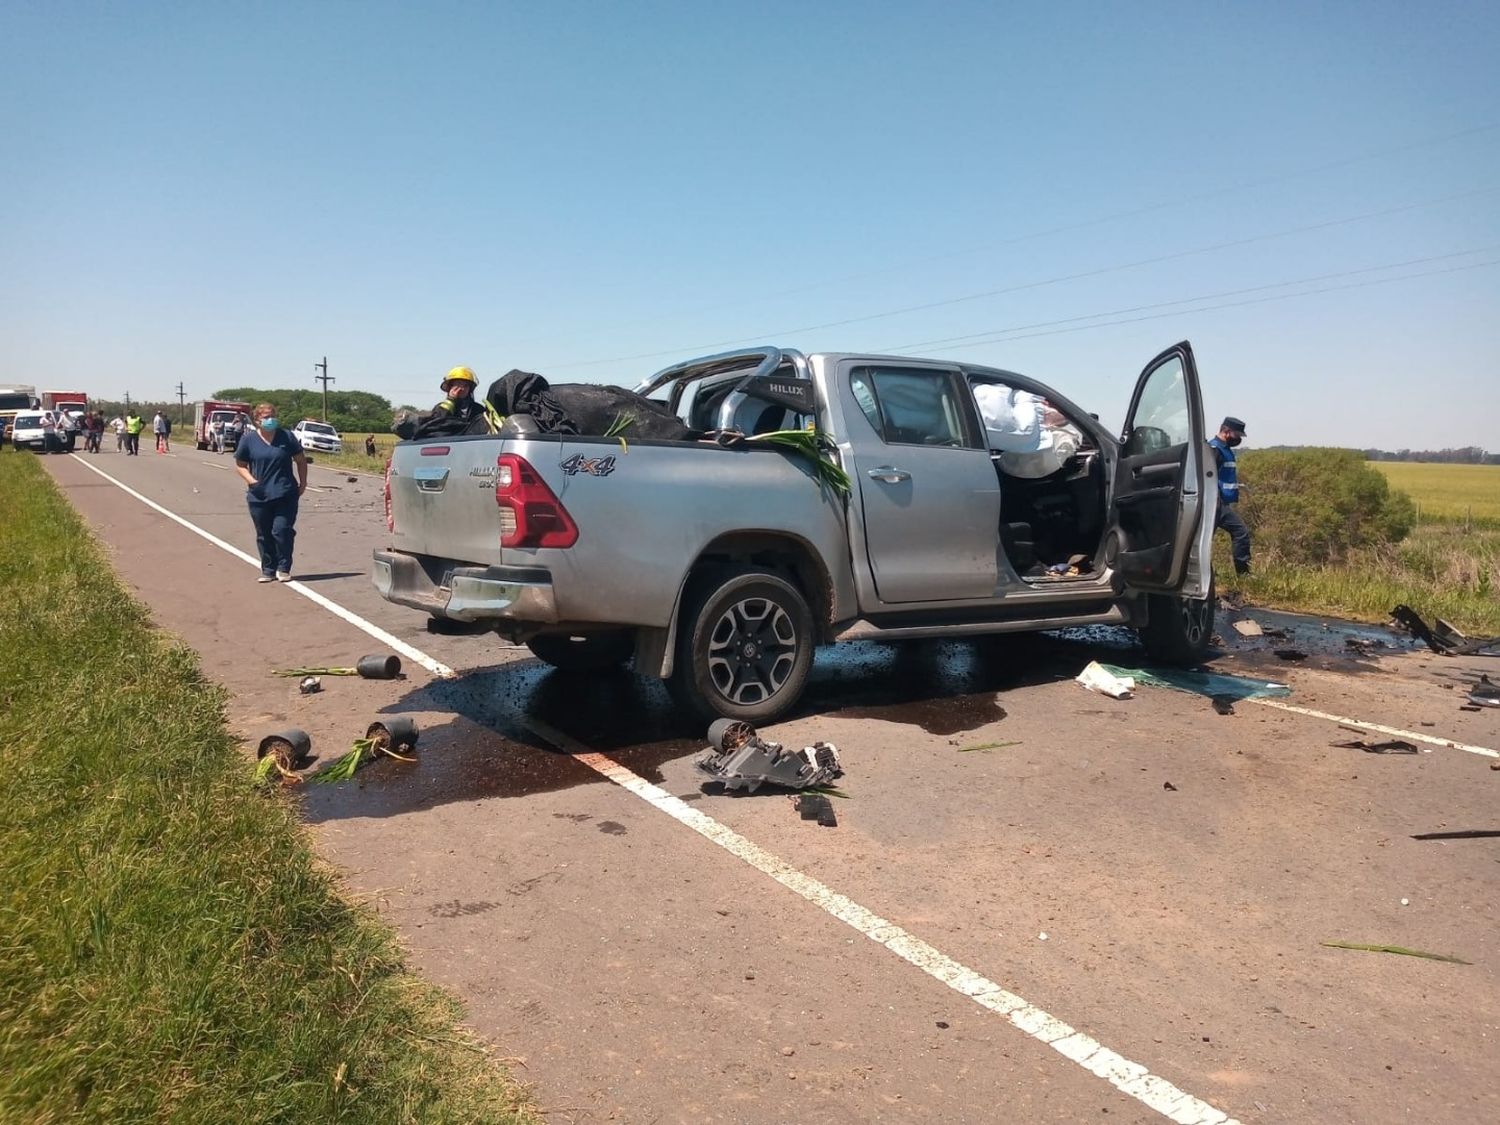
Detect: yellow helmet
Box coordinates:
(442, 366, 477, 390)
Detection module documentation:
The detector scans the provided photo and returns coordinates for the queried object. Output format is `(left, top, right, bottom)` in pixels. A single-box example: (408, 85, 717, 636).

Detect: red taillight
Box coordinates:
(495, 454, 578, 549)
(383, 456, 394, 532)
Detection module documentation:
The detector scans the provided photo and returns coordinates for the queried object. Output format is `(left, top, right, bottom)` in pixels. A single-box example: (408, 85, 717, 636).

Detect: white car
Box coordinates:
(292, 419, 342, 454)
(10, 411, 60, 452)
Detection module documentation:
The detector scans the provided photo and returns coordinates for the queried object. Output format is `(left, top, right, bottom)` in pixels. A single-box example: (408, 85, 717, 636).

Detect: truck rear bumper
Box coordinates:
(371, 550, 558, 624)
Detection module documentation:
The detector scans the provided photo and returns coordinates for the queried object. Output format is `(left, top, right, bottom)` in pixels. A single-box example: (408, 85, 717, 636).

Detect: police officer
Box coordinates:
(429, 367, 503, 433)
(1210, 416, 1251, 575)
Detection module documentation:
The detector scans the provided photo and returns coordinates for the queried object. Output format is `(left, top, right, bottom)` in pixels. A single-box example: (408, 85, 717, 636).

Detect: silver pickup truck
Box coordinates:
(374, 342, 1217, 723)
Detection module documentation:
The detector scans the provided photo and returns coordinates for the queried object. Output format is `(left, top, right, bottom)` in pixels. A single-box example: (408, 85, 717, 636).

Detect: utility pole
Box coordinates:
(124, 391, 132, 408)
(175, 381, 186, 425)
(314, 356, 334, 421)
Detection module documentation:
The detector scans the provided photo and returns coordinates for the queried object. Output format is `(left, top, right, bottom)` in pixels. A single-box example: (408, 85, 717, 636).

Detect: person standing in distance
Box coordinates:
(234, 402, 308, 583)
(124, 409, 145, 455)
(1209, 416, 1251, 575)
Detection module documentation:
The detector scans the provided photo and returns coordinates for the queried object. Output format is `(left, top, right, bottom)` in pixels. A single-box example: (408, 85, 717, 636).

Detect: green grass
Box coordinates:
(304, 432, 396, 476)
(0, 452, 534, 1123)
(1221, 522, 1500, 635)
(1372, 462, 1500, 525)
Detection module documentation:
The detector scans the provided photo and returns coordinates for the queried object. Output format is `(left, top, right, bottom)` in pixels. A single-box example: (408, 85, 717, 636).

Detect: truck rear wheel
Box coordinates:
(669, 566, 814, 725)
(1138, 578, 1216, 666)
(527, 631, 635, 672)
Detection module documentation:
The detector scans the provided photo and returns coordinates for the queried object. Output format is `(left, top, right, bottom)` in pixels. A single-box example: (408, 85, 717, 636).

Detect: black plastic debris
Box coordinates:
(1274, 648, 1309, 662)
(795, 794, 839, 828)
(1331, 738, 1420, 755)
(1410, 830, 1500, 840)
(298, 676, 322, 695)
(1469, 674, 1500, 708)
(1391, 605, 1500, 656)
(1211, 694, 1236, 715)
(1163, 781, 1178, 791)
(697, 719, 844, 793)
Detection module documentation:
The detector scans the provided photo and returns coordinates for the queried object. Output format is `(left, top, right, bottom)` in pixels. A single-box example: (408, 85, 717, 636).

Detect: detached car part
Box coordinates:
(696, 719, 842, 793)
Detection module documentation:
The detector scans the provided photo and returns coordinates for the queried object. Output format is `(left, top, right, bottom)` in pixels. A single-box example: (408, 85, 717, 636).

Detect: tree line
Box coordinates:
(1262, 445, 1496, 465)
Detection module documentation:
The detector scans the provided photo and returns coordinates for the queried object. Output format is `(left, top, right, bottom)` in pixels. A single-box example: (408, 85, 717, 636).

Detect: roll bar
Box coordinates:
(633, 347, 812, 431)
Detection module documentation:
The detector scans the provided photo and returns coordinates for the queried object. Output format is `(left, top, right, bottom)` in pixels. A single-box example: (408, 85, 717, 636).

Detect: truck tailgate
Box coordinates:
(388, 435, 509, 563)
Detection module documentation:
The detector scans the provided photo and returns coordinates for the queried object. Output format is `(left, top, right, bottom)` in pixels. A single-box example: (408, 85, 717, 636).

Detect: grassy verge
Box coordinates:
(305, 432, 397, 476)
(1219, 521, 1500, 635)
(0, 452, 534, 1123)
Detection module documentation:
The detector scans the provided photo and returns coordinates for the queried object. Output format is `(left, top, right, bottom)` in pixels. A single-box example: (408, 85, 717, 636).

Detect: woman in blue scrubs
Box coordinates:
(234, 402, 309, 582)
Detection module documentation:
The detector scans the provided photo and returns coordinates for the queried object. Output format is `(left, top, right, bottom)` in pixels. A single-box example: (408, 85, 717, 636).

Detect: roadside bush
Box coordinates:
(1236, 448, 1416, 565)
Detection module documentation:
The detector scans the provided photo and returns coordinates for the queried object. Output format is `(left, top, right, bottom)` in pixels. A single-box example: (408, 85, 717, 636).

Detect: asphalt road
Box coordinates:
(41, 442, 1500, 1125)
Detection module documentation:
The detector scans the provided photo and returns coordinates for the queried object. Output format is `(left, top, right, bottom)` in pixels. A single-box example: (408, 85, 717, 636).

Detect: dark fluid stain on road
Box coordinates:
(307, 610, 1402, 818)
(597, 820, 627, 835)
(1217, 604, 1415, 673)
(834, 694, 1006, 736)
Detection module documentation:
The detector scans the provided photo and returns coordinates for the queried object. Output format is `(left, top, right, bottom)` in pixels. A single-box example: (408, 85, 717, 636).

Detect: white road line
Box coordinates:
(1247, 698, 1498, 758)
(517, 715, 1239, 1125)
(61, 453, 1239, 1123)
(65, 454, 454, 678)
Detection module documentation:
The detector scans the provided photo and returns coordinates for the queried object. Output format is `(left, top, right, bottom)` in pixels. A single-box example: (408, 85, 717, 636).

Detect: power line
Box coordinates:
(548, 184, 1499, 369)
(878, 246, 1500, 353)
(515, 120, 1499, 355)
(896, 258, 1500, 352)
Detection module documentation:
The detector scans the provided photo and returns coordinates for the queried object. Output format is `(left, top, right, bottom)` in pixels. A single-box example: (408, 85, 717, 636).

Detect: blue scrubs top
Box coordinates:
(236, 428, 304, 502)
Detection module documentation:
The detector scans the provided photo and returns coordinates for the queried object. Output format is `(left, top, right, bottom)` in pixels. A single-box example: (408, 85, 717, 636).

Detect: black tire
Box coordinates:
(668, 566, 815, 725)
(527, 630, 636, 672)
(1139, 577, 1216, 665)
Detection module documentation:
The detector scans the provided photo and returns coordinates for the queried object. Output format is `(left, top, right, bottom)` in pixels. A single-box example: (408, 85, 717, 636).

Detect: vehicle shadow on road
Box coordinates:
(297, 628, 1157, 823)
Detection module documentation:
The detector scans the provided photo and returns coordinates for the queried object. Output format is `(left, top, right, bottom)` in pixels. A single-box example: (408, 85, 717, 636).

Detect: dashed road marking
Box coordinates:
(66, 454, 453, 678)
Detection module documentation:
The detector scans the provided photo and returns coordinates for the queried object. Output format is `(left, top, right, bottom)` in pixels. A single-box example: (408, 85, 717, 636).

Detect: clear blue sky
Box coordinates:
(4, 1, 1497, 448)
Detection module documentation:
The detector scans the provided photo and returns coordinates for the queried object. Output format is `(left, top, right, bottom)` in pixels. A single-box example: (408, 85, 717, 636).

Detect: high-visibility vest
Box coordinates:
(1209, 437, 1239, 505)
(125, 415, 145, 434)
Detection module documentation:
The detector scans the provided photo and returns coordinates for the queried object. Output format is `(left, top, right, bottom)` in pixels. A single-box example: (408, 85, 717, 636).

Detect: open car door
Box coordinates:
(1104, 341, 1210, 593)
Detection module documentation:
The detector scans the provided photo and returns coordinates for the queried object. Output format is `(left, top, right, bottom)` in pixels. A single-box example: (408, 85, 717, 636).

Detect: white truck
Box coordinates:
(374, 343, 1216, 723)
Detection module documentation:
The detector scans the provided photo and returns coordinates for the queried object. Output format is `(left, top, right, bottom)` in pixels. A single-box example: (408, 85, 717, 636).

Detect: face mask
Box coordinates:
(260, 417, 279, 431)
(1225, 435, 1242, 447)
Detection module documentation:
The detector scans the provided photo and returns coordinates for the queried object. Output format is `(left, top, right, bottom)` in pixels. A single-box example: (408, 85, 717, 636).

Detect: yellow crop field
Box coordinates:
(1372, 462, 1500, 523)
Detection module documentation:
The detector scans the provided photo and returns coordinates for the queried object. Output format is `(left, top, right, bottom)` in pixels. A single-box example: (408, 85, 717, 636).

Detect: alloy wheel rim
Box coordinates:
(706, 596, 798, 705)
(1181, 596, 1211, 645)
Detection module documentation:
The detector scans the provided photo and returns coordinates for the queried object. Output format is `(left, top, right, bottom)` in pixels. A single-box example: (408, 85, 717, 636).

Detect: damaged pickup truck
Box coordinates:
(373, 343, 1217, 723)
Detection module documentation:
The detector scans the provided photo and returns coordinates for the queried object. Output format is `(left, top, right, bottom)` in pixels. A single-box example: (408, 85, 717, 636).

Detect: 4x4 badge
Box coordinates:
(560, 454, 617, 477)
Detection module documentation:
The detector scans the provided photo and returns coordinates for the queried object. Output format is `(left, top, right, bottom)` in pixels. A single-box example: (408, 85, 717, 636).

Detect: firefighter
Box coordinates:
(426, 367, 504, 434)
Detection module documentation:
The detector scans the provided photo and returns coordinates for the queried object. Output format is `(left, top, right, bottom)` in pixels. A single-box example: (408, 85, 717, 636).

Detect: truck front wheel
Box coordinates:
(527, 631, 635, 671)
(670, 567, 814, 725)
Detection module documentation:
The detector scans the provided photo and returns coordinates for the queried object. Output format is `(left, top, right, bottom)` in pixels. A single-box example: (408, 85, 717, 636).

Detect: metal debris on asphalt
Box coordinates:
(298, 675, 322, 694)
(1231, 619, 1263, 637)
(1331, 738, 1422, 755)
(1211, 694, 1236, 715)
(1274, 648, 1309, 662)
(1390, 605, 1500, 657)
(696, 719, 844, 793)
(1468, 674, 1500, 708)
(794, 793, 839, 827)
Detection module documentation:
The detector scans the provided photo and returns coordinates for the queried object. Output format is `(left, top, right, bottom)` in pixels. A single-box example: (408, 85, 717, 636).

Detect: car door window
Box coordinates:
(849, 367, 977, 448)
(1123, 355, 1191, 455)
